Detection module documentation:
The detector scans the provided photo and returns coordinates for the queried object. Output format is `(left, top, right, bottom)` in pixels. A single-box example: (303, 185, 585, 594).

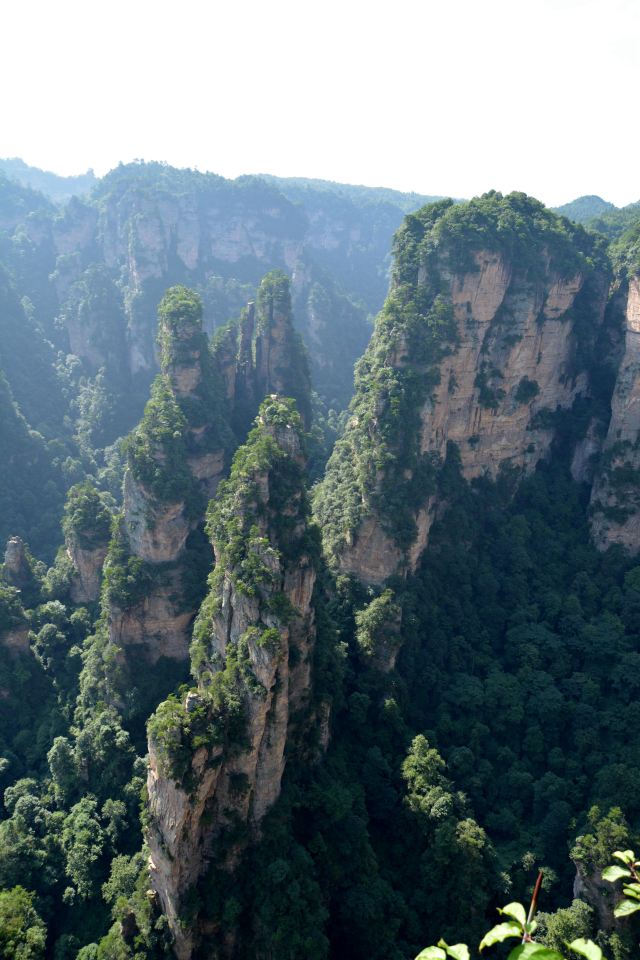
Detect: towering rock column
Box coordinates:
(146, 397, 318, 960)
(314, 194, 609, 585)
(214, 271, 312, 439)
(590, 274, 640, 551)
(105, 286, 231, 667)
(0, 538, 30, 654)
(3, 536, 32, 591)
(62, 482, 112, 604)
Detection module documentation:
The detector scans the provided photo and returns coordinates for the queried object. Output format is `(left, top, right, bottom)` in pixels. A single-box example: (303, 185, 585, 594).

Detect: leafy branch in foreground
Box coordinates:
(602, 850, 640, 920)
(416, 849, 640, 960)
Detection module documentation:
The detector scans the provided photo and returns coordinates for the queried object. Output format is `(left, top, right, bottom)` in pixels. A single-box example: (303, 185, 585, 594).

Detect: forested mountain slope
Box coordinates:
(0, 159, 434, 418)
(0, 158, 97, 203)
(0, 161, 437, 557)
(3, 188, 640, 960)
(553, 195, 616, 223)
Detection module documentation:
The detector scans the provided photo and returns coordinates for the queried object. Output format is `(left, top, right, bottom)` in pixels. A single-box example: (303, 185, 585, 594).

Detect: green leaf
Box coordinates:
(446, 948, 471, 960)
(499, 902, 527, 927)
(507, 945, 564, 960)
(415, 949, 446, 960)
(479, 922, 522, 951)
(614, 898, 640, 918)
(601, 865, 631, 882)
(622, 882, 640, 897)
(437, 940, 470, 960)
(612, 850, 636, 864)
(567, 939, 602, 960)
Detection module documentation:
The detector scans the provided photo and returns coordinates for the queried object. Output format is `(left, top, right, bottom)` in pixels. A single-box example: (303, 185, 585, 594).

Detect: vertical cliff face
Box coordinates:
(315, 193, 609, 585)
(49, 167, 307, 387)
(103, 287, 231, 668)
(146, 397, 318, 959)
(590, 275, 640, 551)
(41, 164, 393, 425)
(0, 163, 439, 486)
(0, 538, 30, 654)
(215, 271, 312, 438)
(3, 536, 31, 591)
(61, 482, 113, 604)
(100, 271, 312, 688)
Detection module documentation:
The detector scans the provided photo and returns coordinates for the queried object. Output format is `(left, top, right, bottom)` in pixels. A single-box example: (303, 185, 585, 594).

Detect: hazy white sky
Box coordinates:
(2, 0, 638, 207)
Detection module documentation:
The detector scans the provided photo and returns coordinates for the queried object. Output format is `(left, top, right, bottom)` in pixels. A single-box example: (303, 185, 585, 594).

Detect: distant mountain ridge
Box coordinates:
(0, 158, 442, 212)
(0, 157, 97, 203)
(256, 172, 443, 212)
(553, 193, 640, 240)
(553, 194, 616, 223)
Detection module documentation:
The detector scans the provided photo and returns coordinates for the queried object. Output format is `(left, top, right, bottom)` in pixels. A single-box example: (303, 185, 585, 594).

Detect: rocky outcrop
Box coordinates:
(108, 571, 194, 664)
(50, 169, 306, 387)
(68, 540, 108, 604)
(61, 482, 113, 604)
(253, 272, 312, 426)
(146, 397, 318, 959)
(102, 271, 313, 680)
(355, 589, 402, 672)
(573, 861, 618, 934)
(122, 471, 192, 566)
(0, 542, 30, 654)
(315, 194, 609, 585)
(40, 164, 396, 420)
(3, 537, 31, 590)
(104, 287, 230, 666)
(590, 276, 640, 552)
(214, 271, 312, 437)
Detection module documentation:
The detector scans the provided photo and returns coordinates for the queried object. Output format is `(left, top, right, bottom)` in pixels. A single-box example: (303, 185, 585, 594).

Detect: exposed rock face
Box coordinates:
(105, 288, 229, 666)
(0, 625, 30, 655)
(571, 418, 603, 484)
(590, 276, 640, 552)
(338, 516, 404, 588)
(355, 589, 402, 672)
(215, 271, 312, 437)
(3, 537, 31, 590)
(59, 265, 127, 377)
(67, 540, 108, 604)
(123, 472, 192, 566)
(573, 861, 617, 934)
(316, 194, 609, 585)
(103, 273, 312, 678)
(109, 571, 195, 664)
(146, 398, 317, 959)
(61, 482, 112, 605)
(44, 165, 371, 411)
(417, 254, 592, 478)
(51, 177, 304, 382)
(253, 272, 312, 427)
(0, 541, 30, 654)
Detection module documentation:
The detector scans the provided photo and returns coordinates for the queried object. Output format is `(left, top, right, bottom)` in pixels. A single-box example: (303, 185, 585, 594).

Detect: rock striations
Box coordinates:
(315, 193, 610, 584)
(146, 397, 318, 959)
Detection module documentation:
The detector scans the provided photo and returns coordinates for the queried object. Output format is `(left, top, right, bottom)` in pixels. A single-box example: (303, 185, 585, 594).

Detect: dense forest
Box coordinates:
(1, 162, 640, 960)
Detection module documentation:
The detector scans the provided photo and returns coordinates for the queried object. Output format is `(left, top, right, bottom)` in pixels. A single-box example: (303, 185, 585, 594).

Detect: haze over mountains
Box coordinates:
(2, 158, 640, 960)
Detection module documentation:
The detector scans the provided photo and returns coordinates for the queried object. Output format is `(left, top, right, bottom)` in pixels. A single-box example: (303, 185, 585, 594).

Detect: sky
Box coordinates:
(1, 0, 638, 207)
